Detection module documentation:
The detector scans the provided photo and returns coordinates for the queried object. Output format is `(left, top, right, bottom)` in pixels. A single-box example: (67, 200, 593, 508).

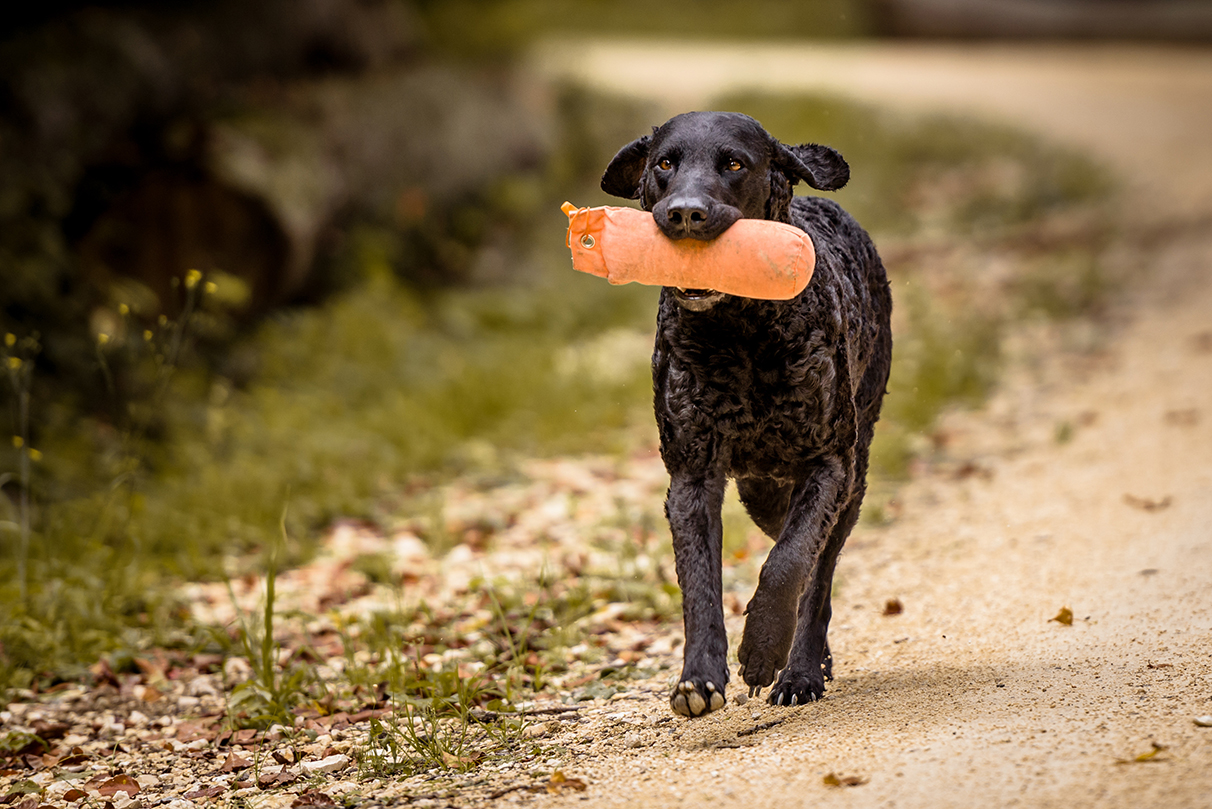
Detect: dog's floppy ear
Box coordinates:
(774, 142, 850, 191)
(601, 134, 652, 199)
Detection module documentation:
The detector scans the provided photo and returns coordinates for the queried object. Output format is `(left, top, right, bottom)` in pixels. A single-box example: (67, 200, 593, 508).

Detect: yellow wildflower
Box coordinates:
(97, 333, 110, 346)
(12, 436, 22, 448)
(144, 330, 154, 341)
(118, 303, 130, 316)
(204, 281, 218, 295)
(184, 268, 203, 290)
(29, 448, 42, 462)
(7, 357, 20, 370)
(4, 333, 14, 347)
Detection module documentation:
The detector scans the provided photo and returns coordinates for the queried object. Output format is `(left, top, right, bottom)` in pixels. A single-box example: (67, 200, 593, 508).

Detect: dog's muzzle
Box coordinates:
(673, 287, 726, 311)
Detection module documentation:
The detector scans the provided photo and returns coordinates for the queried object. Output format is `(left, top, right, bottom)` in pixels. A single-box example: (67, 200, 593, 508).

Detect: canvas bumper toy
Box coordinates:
(562, 202, 815, 300)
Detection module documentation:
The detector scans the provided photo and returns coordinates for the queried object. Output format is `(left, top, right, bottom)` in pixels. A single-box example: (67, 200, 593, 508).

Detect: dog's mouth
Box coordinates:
(673, 287, 726, 311)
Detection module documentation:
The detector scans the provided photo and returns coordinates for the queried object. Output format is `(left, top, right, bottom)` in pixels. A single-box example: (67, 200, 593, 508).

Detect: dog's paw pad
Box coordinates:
(670, 679, 726, 717)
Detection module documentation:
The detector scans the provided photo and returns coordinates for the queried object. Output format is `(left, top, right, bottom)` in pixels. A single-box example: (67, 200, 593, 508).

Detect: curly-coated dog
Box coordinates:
(600, 111, 892, 717)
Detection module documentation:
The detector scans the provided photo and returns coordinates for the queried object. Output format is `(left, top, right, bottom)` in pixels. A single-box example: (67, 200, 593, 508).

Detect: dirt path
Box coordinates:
(527, 40, 1212, 807)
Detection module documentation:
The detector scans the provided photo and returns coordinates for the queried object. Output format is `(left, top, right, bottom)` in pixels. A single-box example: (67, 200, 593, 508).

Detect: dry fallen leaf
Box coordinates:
(218, 752, 253, 773)
(1115, 741, 1167, 764)
(184, 786, 225, 800)
(823, 772, 868, 787)
(96, 775, 140, 798)
(30, 720, 69, 740)
(1123, 494, 1172, 512)
(440, 750, 483, 769)
(62, 790, 88, 802)
(58, 752, 92, 767)
(1164, 409, 1199, 427)
(292, 789, 338, 808)
(882, 598, 904, 616)
(258, 765, 300, 790)
(544, 771, 588, 794)
(1049, 607, 1074, 626)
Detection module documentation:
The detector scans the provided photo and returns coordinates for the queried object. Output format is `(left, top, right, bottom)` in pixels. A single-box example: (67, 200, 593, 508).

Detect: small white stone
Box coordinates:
(735, 693, 749, 706)
(46, 781, 78, 798)
(1195, 715, 1212, 727)
(222, 658, 253, 685)
(624, 732, 645, 748)
(136, 774, 160, 789)
(185, 676, 220, 698)
(523, 721, 552, 739)
(301, 754, 351, 774)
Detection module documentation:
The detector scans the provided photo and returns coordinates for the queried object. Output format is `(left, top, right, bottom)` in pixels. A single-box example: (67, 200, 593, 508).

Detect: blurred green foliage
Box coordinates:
(418, 0, 872, 59)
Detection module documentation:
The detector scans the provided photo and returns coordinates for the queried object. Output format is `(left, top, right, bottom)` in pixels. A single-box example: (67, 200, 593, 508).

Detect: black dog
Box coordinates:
(600, 112, 892, 717)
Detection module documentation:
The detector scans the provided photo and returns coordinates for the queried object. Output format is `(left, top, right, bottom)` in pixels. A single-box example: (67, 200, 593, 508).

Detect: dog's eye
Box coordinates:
(657, 158, 673, 171)
(726, 159, 744, 172)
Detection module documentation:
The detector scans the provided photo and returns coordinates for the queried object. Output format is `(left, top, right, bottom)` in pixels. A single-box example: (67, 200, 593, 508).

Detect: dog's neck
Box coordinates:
(764, 169, 795, 223)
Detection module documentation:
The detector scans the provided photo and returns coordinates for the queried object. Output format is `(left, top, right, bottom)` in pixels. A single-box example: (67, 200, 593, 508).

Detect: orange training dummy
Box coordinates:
(562, 202, 815, 300)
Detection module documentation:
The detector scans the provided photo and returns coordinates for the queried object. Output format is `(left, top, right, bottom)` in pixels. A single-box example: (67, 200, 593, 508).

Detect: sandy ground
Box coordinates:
(524, 40, 1212, 807)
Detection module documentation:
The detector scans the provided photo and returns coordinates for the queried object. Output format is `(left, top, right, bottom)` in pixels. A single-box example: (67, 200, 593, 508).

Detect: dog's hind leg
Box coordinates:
(767, 492, 861, 704)
(737, 457, 851, 701)
(736, 477, 794, 540)
(769, 384, 882, 703)
(666, 469, 730, 717)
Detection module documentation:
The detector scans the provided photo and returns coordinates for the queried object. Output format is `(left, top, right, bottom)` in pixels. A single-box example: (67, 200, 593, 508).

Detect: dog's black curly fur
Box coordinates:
(601, 112, 893, 717)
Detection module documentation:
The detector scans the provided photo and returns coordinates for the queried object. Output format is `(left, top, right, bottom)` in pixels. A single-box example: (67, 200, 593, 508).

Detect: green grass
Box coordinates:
(0, 87, 1116, 694)
(419, 0, 872, 60)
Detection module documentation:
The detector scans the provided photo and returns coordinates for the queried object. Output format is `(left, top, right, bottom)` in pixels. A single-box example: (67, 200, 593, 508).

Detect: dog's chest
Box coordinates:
(660, 318, 842, 475)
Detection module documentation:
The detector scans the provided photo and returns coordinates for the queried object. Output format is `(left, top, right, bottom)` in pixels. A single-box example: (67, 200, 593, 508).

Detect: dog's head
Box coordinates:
(600, 111, 848, 310)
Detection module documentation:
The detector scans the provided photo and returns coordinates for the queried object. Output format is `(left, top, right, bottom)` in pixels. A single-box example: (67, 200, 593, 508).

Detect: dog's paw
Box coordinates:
(736, 595, 797, 696)
(736, 632, 793, 696)
(766, 670, 825, 707)
(670, 678, 727, 718)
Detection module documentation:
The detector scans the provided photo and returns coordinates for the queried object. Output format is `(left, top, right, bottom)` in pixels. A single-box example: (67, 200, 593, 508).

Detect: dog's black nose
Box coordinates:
(664, 197, 711, 234)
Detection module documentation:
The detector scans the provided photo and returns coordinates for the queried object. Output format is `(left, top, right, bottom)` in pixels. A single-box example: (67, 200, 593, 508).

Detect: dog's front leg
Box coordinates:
(737, 456, 851, 704)
(666, 469, 729, 717)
